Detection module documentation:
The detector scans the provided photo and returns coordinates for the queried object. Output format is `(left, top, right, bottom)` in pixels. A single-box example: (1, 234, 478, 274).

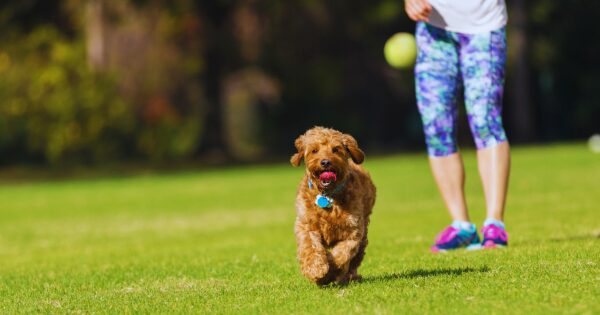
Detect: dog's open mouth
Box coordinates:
(318, 171, 337, 188)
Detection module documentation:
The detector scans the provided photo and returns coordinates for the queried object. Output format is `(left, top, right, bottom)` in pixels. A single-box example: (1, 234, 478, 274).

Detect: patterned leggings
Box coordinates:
(415, 22, 507, 157)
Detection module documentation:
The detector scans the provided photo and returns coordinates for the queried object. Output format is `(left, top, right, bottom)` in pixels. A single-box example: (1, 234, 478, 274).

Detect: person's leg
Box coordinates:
(415, 22, 468, 220)
(477, 142, 510, 221)
(415, 22, 479, 251)
(429, 153, 469, 222)
(459, 27, 510, 247)
(478, 142, 510, 248)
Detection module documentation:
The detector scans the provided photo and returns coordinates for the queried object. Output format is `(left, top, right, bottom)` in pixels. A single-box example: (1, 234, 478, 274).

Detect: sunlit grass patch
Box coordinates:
(0, 143, 598, 314)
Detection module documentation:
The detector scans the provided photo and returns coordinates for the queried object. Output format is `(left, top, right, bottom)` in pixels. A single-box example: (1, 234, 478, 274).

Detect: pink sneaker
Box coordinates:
(431, 225, 480, 252)
(481, 224, 508, 248)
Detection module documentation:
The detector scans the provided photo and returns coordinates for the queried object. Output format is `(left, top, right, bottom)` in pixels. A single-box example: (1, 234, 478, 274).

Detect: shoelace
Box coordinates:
(483, 226, 506, 240)
(435, 226, 458, 244)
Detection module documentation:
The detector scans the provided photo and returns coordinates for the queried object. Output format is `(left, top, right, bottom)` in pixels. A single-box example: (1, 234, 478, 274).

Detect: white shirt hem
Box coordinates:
(426, 19, 507, 35)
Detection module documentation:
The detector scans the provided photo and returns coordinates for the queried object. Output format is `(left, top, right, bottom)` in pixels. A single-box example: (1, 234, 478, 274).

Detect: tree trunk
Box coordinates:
(197, 3, 230, 157)
(508, 0, 536, 142)
(86, 0, 106, 71)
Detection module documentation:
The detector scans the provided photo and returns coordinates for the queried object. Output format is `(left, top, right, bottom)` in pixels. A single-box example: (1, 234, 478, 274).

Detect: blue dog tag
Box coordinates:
(316, 194, 332, 208)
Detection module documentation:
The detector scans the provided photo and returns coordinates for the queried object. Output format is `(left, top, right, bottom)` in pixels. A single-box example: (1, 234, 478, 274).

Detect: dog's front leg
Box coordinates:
(295, 222, 329, 282)
(330, 229, 362, 272)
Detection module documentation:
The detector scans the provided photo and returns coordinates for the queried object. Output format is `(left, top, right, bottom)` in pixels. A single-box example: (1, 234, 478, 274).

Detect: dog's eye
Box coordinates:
(332, 147, 338, 153)
(311, 149, 318, 154)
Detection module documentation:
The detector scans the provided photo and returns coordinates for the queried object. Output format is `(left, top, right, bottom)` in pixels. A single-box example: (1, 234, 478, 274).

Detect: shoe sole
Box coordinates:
(466, 243, 483, 250)
(432, 242, 507, 252)
(431, 241, 481, 253)
(467, 243, 508, 250)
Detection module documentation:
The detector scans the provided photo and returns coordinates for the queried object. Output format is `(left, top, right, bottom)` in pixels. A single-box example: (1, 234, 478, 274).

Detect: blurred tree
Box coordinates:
(85, 0, 106, 70)
(196, 1, 231, 157)
(0, 27, 133, 164)
(0, 0, 598, 166)
(82, 0, 206, 161)
(528, 0, 600, 139)
(507, 0, 536, 142)
(0, 0, 208, 164)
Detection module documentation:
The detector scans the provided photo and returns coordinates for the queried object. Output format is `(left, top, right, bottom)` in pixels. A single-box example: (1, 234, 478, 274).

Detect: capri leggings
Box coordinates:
(415, 21, 507, 157)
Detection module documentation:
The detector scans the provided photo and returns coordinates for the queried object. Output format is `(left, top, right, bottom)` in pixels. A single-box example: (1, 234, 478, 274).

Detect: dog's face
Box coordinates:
(291, 127, 364, 191)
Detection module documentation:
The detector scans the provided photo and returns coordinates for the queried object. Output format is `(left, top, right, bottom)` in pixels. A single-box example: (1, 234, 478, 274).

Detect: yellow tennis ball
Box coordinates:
(384, 32, 417, 69)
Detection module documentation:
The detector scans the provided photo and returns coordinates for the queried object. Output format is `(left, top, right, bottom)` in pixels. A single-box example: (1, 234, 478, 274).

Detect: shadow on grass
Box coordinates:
(360, 266, 490, 284)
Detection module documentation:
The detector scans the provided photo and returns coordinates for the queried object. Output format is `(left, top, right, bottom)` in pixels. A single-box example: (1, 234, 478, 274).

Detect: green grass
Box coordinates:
(0, 144, 598, 314)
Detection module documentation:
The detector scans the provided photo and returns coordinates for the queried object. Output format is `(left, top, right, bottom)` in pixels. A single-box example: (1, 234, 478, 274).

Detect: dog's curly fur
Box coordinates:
(291, 126, 376, 285)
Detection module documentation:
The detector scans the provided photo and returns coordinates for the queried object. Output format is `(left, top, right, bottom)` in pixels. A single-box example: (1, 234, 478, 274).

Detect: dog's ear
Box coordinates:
(342, 134, 365, 164)
(290, 135, 305, 166)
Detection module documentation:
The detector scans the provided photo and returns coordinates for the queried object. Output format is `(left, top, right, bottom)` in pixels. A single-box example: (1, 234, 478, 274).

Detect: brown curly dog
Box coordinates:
(291, 126, 376, 285)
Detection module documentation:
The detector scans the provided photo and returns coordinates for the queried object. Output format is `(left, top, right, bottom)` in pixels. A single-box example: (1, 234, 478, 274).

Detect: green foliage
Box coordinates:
(96, 0, 206, 162)
(0, 144, 598, 313)
(0, 27, 134, 164)
(0, 1, 598, 165)
(0, 1, 208, 165)
(137, 116, 203, 162)
(0, 20, 205, 164)
(526, 1, 600, 139)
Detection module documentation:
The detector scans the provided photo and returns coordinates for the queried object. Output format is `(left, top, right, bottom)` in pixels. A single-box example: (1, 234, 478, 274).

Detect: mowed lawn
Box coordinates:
(0, 144, 598, 314)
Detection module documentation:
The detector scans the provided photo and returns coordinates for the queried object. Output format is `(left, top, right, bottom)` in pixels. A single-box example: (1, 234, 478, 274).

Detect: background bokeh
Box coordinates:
(0, 0, 598, 166)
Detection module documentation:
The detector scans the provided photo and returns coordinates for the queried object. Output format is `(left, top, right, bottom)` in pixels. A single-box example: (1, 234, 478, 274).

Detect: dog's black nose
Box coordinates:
(320, 159, 331, 168)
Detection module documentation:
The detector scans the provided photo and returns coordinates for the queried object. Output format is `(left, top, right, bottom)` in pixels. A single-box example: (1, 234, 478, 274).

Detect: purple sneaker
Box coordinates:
(431, 225, 480, 252)
(481, 224, 508, 248)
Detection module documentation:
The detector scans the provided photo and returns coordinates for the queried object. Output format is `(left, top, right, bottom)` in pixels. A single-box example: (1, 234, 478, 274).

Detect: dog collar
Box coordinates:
(308, 178, 347, 209)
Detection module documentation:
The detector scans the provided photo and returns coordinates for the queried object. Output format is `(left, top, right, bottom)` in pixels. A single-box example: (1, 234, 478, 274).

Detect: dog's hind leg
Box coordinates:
(333, 259, 350, 285)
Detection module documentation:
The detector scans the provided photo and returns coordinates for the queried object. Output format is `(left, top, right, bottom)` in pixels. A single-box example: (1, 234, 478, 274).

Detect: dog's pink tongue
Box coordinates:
(319, 171, 337, 182)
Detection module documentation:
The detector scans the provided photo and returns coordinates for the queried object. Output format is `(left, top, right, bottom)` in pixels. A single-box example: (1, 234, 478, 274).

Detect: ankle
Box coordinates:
(484, 218, 505, 229)
(451, 220, 476, 232)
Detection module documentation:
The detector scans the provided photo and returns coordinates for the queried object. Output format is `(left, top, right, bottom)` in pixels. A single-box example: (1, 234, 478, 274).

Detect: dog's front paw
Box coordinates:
(348, 270, 362, 282)
(331, 247, 351, 269)
(301, 255, 329, 282)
